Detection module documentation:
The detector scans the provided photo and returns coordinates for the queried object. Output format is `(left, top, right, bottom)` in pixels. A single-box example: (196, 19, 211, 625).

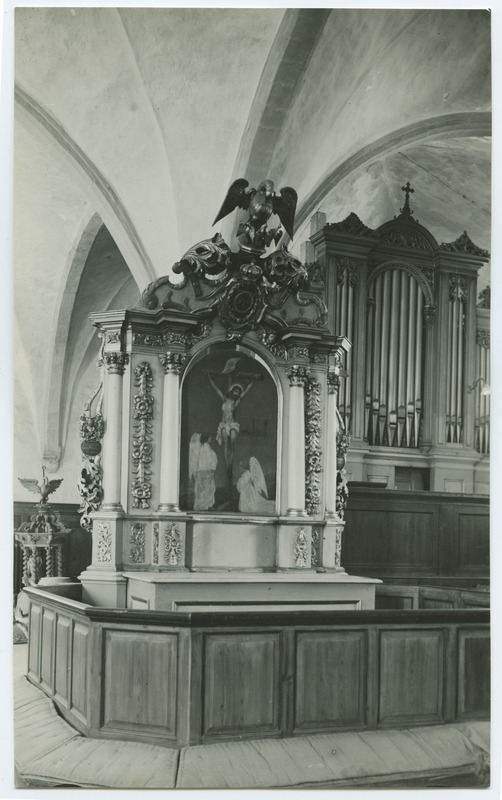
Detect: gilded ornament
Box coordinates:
(305, 377, 322, 515)
(130, 522, 146, 564)
(131, 362, 154, 509)
(164, 522, 182, 566)
(96, 521, 112, 563)
(294, 527, 309, 568)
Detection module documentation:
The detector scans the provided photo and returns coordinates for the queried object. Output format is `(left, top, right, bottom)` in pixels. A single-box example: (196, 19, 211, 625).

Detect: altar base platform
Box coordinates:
(121, 570, 379, 611)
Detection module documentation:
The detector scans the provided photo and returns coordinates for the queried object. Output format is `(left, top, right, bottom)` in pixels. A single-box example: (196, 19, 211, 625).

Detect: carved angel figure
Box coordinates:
(19, 466, 63, 505)
(213, 179, 298, 252)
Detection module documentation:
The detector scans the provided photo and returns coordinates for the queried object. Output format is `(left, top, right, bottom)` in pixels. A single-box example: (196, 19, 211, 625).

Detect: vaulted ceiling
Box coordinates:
(13, 8, 491, 499)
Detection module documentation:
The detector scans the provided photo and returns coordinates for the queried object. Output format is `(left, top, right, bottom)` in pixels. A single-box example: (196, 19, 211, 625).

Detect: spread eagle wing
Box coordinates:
(46, 478, 64, 496)
(273, 187, 298, 240)
(18, 478, 41, 495)
(213, 179, 254, 227)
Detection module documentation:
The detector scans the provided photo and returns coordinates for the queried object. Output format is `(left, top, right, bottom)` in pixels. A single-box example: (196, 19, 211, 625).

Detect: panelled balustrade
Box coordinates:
(26, 587, 489, 748)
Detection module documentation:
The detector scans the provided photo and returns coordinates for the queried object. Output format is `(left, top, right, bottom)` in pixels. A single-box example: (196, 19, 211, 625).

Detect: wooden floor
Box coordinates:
(13, 643, 490, 791)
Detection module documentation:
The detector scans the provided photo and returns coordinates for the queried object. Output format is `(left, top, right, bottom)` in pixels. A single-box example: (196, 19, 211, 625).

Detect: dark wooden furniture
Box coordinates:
(343, 486, 489, 587)
(25, 587, 489, 748)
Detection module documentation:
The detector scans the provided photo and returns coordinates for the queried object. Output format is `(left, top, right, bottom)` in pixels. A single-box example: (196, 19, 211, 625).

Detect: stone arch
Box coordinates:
(43, 219, 140, 470)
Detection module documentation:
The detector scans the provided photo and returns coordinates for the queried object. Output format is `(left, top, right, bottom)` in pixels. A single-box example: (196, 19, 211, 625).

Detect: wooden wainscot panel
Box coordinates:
(102, 630, 178, 741)
(457, 628, 490, 720)
(54, 614, 71, 706)
(344, 508, 437, 575)
(27, 603, 42, 681)
(202, 632, 281, 739)
(40, 607, 56, 693)
(70, 621, 89, 724)
(294, 630, 366, 733)
(457, 513, 490, 575)
(378, 628, 445, 726)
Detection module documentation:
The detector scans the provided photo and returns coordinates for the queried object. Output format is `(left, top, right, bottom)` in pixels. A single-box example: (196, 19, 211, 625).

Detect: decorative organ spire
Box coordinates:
(400, 181, 415, 216)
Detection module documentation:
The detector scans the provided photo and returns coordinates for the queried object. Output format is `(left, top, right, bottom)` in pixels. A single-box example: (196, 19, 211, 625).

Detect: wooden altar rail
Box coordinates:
(25, 588, 490, 749)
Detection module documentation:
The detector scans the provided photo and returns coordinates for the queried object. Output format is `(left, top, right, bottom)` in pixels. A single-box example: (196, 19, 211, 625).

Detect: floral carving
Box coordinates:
(78, 362, 104, 531)
(310, 353, 327, 365)
(288, 346, 309, 361)
(159, 351, 185, 375)
(130, 522, 146, 563)
(96, 521, 112, 563)
(311, 526, 321, 567)
(336, 472, 349, 521)
(305, 377, 322, 515)
(379, 228, 432, 251)
(334, 529, 342, 566)
(164, 522, 182, 566)
(423, 304, 437, 325)
(131, 362, 154, 509)
(294, 527, 309, 568)
(133, 333, 163, 347)
(152, 522, 159, 564)
(306, 261, 325, 291)
(106, 331, 121, 344)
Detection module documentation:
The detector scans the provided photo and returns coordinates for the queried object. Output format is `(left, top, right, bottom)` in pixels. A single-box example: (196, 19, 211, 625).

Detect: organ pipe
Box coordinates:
(366, 268, 425, 448)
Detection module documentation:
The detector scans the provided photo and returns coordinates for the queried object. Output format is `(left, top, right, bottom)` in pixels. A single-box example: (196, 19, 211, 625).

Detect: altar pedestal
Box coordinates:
(124, 570, 379, 612)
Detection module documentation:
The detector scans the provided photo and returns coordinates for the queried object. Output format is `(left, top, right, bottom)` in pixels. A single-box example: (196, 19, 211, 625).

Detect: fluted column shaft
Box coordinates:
(285, 365, 309, 517)
(325, 366, 340, 518)
(158, 352, 185, 512)
(102, 352, 128, 510)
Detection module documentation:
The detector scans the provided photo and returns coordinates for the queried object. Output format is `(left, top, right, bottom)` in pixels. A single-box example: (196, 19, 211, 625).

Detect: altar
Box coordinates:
(78, 181, 379, 611)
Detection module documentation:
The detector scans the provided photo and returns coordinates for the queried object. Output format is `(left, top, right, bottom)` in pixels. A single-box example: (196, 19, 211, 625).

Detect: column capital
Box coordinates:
(159, 351, 185, 375)
(327, 366, 341, 395)
(104, 352, 129, 375)
(424, 304, 437, 325)
(286, 364, 310, 387)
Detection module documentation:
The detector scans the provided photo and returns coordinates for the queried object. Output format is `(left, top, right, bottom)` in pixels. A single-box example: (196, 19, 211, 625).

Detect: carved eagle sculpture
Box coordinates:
(213, 179, 298, 250)
(19, 466, 63, 505)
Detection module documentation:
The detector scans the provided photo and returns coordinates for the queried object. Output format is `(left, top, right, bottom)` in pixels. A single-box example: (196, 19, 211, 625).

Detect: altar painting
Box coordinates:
(180, 350, 278, 514)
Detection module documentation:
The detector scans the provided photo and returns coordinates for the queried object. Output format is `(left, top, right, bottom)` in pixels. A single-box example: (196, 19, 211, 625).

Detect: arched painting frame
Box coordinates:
(180, 345, 279, 515)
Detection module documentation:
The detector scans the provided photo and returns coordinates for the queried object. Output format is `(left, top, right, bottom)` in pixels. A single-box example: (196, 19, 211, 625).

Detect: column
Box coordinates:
(158, 351, 185, 512)
(102, 352, 128, 510)
(325, 363, 340, 519)
(285, 365, 309, 516)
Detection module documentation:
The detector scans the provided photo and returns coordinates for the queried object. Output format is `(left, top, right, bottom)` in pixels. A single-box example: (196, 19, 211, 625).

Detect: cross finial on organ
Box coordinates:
(400, 181, 414, 216)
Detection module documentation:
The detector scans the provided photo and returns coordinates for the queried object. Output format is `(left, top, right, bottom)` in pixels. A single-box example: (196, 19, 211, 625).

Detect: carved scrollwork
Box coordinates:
(96, 521, 112, 563)
(131, 362, 154, 509)
(164, 522, 182, 566)
(305, 377, 322, 515)
(336, 256, 359, 287)
(152, 522, 159, 564)
(294, 527, 309, 568)
(130, 522, 146, 564)
(334, 529, 342, 567)
(440, 231, 489, 258)
(311, 525, 321, 567)
(257, 329, 287, 359)
(476, 329, 490, 349)
(478, 285, 490, 309)
(326, 212, 375, 237)
(336, 471, 349, 521)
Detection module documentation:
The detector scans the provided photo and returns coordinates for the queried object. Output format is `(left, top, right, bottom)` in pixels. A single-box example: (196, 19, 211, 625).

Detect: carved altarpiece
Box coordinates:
(79, 234, 379, 610)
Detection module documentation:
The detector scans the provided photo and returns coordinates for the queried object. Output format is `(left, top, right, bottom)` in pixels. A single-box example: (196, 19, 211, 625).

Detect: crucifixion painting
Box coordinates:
(180, 350, 277, 513)
(205, 358, 262, 482)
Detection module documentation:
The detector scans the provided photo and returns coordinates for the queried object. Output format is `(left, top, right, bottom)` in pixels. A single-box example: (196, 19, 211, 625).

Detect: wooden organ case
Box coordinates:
(308, 191, 490, 496)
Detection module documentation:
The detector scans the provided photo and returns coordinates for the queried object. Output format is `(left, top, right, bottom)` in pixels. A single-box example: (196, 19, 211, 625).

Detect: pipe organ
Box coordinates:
(308, 190, 490, 495)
